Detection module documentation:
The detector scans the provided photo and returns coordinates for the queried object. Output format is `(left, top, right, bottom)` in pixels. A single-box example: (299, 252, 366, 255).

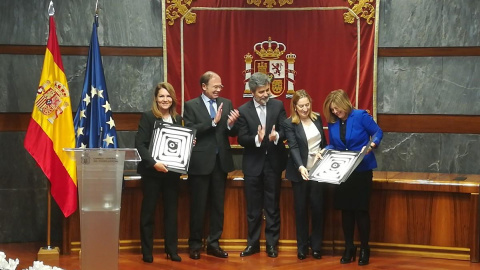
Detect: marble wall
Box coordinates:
(0, 0, 164, 244)
(376, 0, 480, 174)
(0, 0, 479, 243)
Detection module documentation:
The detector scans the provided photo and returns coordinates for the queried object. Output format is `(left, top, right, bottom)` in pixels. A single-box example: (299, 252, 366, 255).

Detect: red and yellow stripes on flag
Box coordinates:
(24, 16, 77, 217)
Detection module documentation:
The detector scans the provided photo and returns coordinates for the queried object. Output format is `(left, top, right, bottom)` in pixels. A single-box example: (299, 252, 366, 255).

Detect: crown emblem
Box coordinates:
(286, 53, 296, 63)
(254, 37, 286, 60)
(244, 37, 297, 99)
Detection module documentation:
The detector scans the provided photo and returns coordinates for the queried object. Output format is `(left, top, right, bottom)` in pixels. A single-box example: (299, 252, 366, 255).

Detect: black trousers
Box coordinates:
(140, 172, 180, 256)
(291, 180, 325, 253)
(336, 170, 373, 248)
(188, 155, 227, 251)
(244, 158, 282, 247)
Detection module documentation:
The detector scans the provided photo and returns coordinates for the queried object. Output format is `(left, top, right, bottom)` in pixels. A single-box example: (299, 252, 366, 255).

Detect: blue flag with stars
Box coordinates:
(74, 17, 117, 148)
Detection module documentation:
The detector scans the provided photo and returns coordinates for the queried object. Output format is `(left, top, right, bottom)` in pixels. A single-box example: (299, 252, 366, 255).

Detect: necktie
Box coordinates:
(259, 105, 266, 127)
(209, 99, 216, 119)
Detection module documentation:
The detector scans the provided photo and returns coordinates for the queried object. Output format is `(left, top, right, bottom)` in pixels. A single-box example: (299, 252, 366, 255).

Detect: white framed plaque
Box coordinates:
(149, 121, 196, 174)
(309, 142, 370, 184)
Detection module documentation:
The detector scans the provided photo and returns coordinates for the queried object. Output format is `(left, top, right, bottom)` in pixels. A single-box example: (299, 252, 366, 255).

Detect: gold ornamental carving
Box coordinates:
(344, 0, 375, 25)
(166, 0, 197, 26)
(247, 0, 293, 8)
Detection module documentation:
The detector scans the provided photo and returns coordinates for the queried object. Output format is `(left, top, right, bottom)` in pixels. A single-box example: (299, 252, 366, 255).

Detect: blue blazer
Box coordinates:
(326, 109, 383, 172)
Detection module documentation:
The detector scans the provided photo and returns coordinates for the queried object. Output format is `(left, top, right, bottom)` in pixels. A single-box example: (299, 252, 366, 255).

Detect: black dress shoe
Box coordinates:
(266, 245, 278, 258)
(340, 246, 357, 264)
(297, 252, 306, 260)
(142, 255, 153, 263)
(189, 249, 201, 260)
(240, 245, 260, 257)
(312, 250, 322, 259)
(166, 253, 182, 262)
(207, 246, 228, 258)
(358, 247, 370, 266)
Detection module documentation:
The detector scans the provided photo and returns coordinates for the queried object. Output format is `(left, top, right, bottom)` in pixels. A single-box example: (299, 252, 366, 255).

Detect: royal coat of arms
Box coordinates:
(35, 80, 70, 124)
(243, 37, 297, 98)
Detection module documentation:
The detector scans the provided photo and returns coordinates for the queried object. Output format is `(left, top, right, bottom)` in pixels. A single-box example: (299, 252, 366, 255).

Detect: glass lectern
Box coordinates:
(64, 148, 140, 270)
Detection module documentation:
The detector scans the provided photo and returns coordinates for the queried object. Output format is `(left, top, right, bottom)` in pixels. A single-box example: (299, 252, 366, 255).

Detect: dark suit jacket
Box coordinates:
(183, 96, 238, 175)
(237, 98, 287, 176)
(283, 115, 327, 182)
(135, 110, 183, 177)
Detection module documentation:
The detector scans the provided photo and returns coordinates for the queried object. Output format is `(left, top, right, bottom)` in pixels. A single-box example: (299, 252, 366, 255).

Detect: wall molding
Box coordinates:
(0, 113, 140, 132)
(379, 47, 480, 57)
(2, 113, 479, 134)
(2, 45, 479, 57)
(0, 45, 162, 57)
(377, 114, 480, 134)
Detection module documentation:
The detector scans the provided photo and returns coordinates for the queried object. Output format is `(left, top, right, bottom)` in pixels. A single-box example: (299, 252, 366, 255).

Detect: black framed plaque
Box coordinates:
(149, 121, 196, 174)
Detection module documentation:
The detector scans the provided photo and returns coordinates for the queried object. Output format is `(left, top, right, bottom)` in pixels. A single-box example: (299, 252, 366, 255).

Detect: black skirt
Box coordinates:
(334, 170, 373, 211)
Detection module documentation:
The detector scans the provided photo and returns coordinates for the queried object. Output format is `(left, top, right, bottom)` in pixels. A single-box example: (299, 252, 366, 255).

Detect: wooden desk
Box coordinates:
(62, 171, 480, 262)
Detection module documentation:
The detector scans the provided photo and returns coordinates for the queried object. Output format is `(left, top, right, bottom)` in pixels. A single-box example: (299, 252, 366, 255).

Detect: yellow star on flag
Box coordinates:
(76, 127, 84, 138)
(106, 117, 115, 129)
(91, 86, 98, 98)
(103, 134, 115, 146)
(102, 100, 112, 113)
(83, 94, 91, 106)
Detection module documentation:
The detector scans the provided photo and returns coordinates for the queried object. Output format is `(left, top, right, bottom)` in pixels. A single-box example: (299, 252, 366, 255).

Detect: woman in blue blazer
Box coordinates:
(283, 90, 327, 260)
(322, 89, 383, 266)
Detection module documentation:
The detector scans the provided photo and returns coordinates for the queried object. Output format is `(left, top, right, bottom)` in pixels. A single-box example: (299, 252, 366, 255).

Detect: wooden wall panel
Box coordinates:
(407, 192, 433, 244)
(377, 114, 480, 134)
(0, 113, 141, 132)
(223, 185, 248, 240)
(278, 185, 296, 242)
(379, 191, 410, 244)
(0, 45, 162, 56)
(4, 113, 480, 134)
(63, 172, 480, 262)
(470, 194, 480, 262)
(379, 47, 480, 57)
(4, 45, 479, 57)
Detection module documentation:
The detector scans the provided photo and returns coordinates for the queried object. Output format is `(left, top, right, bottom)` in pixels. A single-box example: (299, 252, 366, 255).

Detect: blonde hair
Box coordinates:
(289, 89, 317, 124)
(151, 82, 178, 119)
(323, 89, 353, 123)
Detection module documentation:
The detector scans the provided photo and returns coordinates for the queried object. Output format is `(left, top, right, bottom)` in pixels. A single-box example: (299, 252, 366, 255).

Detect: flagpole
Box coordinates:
(95, 0, 99, 24)
(45, 4, 56, 250)
(38, 184, 61, 262)
(47, 184, 52, 248)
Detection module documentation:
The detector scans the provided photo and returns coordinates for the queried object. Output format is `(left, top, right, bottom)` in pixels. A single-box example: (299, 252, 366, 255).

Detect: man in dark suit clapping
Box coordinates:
(183, 71, 240, 260)
(236, 72, 287, 258)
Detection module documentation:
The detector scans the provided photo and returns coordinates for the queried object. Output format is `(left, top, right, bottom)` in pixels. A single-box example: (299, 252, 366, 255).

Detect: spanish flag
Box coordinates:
(24, 5, 77, 218)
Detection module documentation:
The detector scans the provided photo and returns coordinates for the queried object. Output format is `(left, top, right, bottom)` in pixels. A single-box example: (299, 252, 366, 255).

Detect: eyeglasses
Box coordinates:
(212, 84, 224, 90)
(204, 83, 224, 90)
